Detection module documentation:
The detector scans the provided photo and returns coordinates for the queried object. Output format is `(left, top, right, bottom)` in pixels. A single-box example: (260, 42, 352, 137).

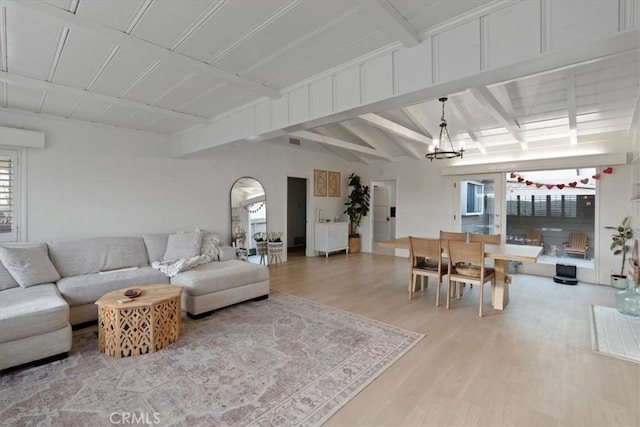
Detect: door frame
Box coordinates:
(370, 179, 397, 254)
(452, 173, 504, 239)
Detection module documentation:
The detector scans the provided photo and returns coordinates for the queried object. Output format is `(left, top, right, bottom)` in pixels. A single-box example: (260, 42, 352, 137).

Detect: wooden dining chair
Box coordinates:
(468, 233, 502, 282)
(564, 232, 589, 259)
(408, 237, 444, 305)
(469, 233, 501, 244)
(446, 240, 496, 317)
(439, 230, 467, 244)
(440, 231, 467, 295)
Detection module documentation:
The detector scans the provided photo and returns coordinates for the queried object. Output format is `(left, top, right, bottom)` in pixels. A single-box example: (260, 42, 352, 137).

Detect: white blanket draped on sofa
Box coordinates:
(152, 254, 212, 278)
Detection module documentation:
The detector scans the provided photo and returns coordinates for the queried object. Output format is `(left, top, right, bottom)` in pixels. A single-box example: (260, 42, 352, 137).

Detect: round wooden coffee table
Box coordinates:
(95, 284, 182, 358)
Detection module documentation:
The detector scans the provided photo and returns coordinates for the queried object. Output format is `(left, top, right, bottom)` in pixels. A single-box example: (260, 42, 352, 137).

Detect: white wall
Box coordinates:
(1, 110, 634, 282)
(0, 112, 352, 262)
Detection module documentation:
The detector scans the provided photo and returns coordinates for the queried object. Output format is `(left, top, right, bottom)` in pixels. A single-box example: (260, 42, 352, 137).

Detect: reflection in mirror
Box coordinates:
(230, 177, 266, 256)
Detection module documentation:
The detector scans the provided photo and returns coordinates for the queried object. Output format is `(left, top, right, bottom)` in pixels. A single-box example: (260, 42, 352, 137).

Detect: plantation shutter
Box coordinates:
(0, 149, 18, 241)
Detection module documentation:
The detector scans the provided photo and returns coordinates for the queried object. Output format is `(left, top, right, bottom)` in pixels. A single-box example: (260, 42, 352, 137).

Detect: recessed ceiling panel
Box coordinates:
(41, 0, 73, 11)
(52, 29, 115, 89)
(5, 4, 60, 80)
(153, 72, 227, 111)
(179, 83, 254, 118)
(213, 1, 355, 74)
(241, 7, 383, 85)
(176, 0, 289, 64)
(6, 84, 44, 112)
(266, 28, 392, 89)
(397, 0, 492, 33)
(121, 111, 163, 130)
(75, 0, 146, 32)
(142, 117, 193, 135)
(70, 98, 111, 122)
(40, 91, 81, 116)
(123, 61, 195, 106)
(90, 47, 158, 97)
(97, 105, 138, 127)
(131, 1, 214, 49)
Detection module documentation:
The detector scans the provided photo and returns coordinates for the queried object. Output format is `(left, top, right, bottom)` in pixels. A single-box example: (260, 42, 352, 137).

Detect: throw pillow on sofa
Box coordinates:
(0, 244, 61, 287)
(163, 230, 203, 261)
(198, 229, 221, 261)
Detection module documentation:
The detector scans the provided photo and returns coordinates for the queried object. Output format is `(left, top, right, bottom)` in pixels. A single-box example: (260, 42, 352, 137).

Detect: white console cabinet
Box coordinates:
(314, 222, 349, 257)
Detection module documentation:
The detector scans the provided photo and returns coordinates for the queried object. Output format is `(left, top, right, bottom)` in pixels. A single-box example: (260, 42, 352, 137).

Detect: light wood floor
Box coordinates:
(269, 252, 640, 427)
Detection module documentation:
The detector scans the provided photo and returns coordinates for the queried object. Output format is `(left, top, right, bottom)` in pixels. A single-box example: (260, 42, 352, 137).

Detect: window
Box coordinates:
(564, 195, 577, 217)
(461, 180, 484, 215)
(0, 149, 20, 242)
(550, 195, 562, 217)
(533, 195, 547, 216)
(506, 195, 518, 216)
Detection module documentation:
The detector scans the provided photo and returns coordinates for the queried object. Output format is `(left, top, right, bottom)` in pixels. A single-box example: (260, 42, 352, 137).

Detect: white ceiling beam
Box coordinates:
(6, 0, 279, 99)
(290, 130, 390, 159)
(448, 96, 487, 154)
(468, 86, 528, 150)
(358, 0, 419, 48)
(400, 106, 433, 139)
(313, 127, 373, 164)
(565, 69, 578, 144)
(0, 71, 210, 125)
(358, 113, 431, 145)
(387, 133, 423, 159)
(338, 121, 394, 160)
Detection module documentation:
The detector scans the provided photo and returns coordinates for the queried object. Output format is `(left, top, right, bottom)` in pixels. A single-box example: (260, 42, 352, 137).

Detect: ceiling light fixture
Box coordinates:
(426, 97, 464, 161)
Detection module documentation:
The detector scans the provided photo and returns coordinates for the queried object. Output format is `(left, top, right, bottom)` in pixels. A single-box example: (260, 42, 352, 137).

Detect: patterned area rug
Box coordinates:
(589, 304, 640, 364)
(1, 294, 423, 426)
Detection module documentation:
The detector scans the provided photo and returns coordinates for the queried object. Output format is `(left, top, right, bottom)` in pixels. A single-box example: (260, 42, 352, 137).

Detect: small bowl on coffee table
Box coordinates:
(123, 288, 142, 298)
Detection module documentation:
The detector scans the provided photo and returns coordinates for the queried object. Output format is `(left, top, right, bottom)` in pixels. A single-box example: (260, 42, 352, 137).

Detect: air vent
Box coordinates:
(289, 138, 300, 146)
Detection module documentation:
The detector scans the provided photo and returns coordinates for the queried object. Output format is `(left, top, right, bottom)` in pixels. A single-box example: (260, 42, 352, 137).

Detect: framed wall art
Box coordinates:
(314, 169, 327, 197)
(328, 171, 340, 197)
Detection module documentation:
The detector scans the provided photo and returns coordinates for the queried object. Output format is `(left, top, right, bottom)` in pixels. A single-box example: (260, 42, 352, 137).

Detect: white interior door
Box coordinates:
(373, 185, 390, 242)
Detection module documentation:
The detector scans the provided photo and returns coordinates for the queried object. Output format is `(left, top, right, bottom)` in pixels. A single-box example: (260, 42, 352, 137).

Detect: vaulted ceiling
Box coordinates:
(1, 0, 638, 163)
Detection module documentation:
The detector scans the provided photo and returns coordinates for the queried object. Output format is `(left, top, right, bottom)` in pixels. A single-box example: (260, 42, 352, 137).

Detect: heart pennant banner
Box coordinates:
(508, 167, 612, 190)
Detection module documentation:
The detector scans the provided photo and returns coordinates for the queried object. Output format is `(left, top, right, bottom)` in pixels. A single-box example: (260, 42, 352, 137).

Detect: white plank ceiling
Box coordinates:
(0, 0, 638, 163)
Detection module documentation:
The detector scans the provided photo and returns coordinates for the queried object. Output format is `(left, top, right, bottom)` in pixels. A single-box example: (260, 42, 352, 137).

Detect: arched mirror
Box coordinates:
(230, 177, 266, 257)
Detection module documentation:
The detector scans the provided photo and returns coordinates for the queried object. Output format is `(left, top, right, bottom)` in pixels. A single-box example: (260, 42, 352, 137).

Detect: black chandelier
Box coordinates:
(425, 97, 464, 161)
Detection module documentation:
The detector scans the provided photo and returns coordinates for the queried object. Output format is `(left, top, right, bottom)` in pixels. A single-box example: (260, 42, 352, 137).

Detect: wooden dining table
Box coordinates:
(377, 237, 543, 310)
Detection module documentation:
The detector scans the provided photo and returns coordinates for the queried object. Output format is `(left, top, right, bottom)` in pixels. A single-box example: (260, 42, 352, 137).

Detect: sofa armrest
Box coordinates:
(219, 246, 237, 261)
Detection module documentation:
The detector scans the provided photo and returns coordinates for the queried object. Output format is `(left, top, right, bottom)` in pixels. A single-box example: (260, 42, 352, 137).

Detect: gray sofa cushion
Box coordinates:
(143, 233, 169, 263)
(0, 260, 19, 291)
(0, 244, 61, 287)
(0, 284, 69, 343)
(49, 236, 149, 277)
(163, 231, 203, 261)
(171, 260, 268, 296)
(219, 246, 237, 261)
(56, 266, 168, 306)
(0, 242, 47, 291)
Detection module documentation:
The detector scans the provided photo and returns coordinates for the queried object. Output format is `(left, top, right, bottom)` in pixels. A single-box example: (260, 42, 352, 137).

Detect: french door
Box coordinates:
(452, 173, 504, 239)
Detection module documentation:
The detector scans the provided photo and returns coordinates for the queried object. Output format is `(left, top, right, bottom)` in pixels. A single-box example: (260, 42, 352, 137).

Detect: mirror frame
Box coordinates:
(230, 177, 266, 255)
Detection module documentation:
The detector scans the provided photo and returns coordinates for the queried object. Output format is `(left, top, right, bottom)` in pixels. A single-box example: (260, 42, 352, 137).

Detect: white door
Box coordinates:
(373, 185, 390, 242)
(453, 173, 504, 238)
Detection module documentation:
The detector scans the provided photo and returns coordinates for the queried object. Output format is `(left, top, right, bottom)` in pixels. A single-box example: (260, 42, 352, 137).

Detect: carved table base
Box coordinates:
(96, 285, 182, 358)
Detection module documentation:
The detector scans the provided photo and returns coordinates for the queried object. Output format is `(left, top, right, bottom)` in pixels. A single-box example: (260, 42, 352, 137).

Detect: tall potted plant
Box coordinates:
(344, 173, 370, 253)
(605, 216, 634, 289)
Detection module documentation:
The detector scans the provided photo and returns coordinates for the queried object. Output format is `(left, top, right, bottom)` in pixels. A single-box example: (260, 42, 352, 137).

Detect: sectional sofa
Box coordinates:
(0, 231, 270, 371)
